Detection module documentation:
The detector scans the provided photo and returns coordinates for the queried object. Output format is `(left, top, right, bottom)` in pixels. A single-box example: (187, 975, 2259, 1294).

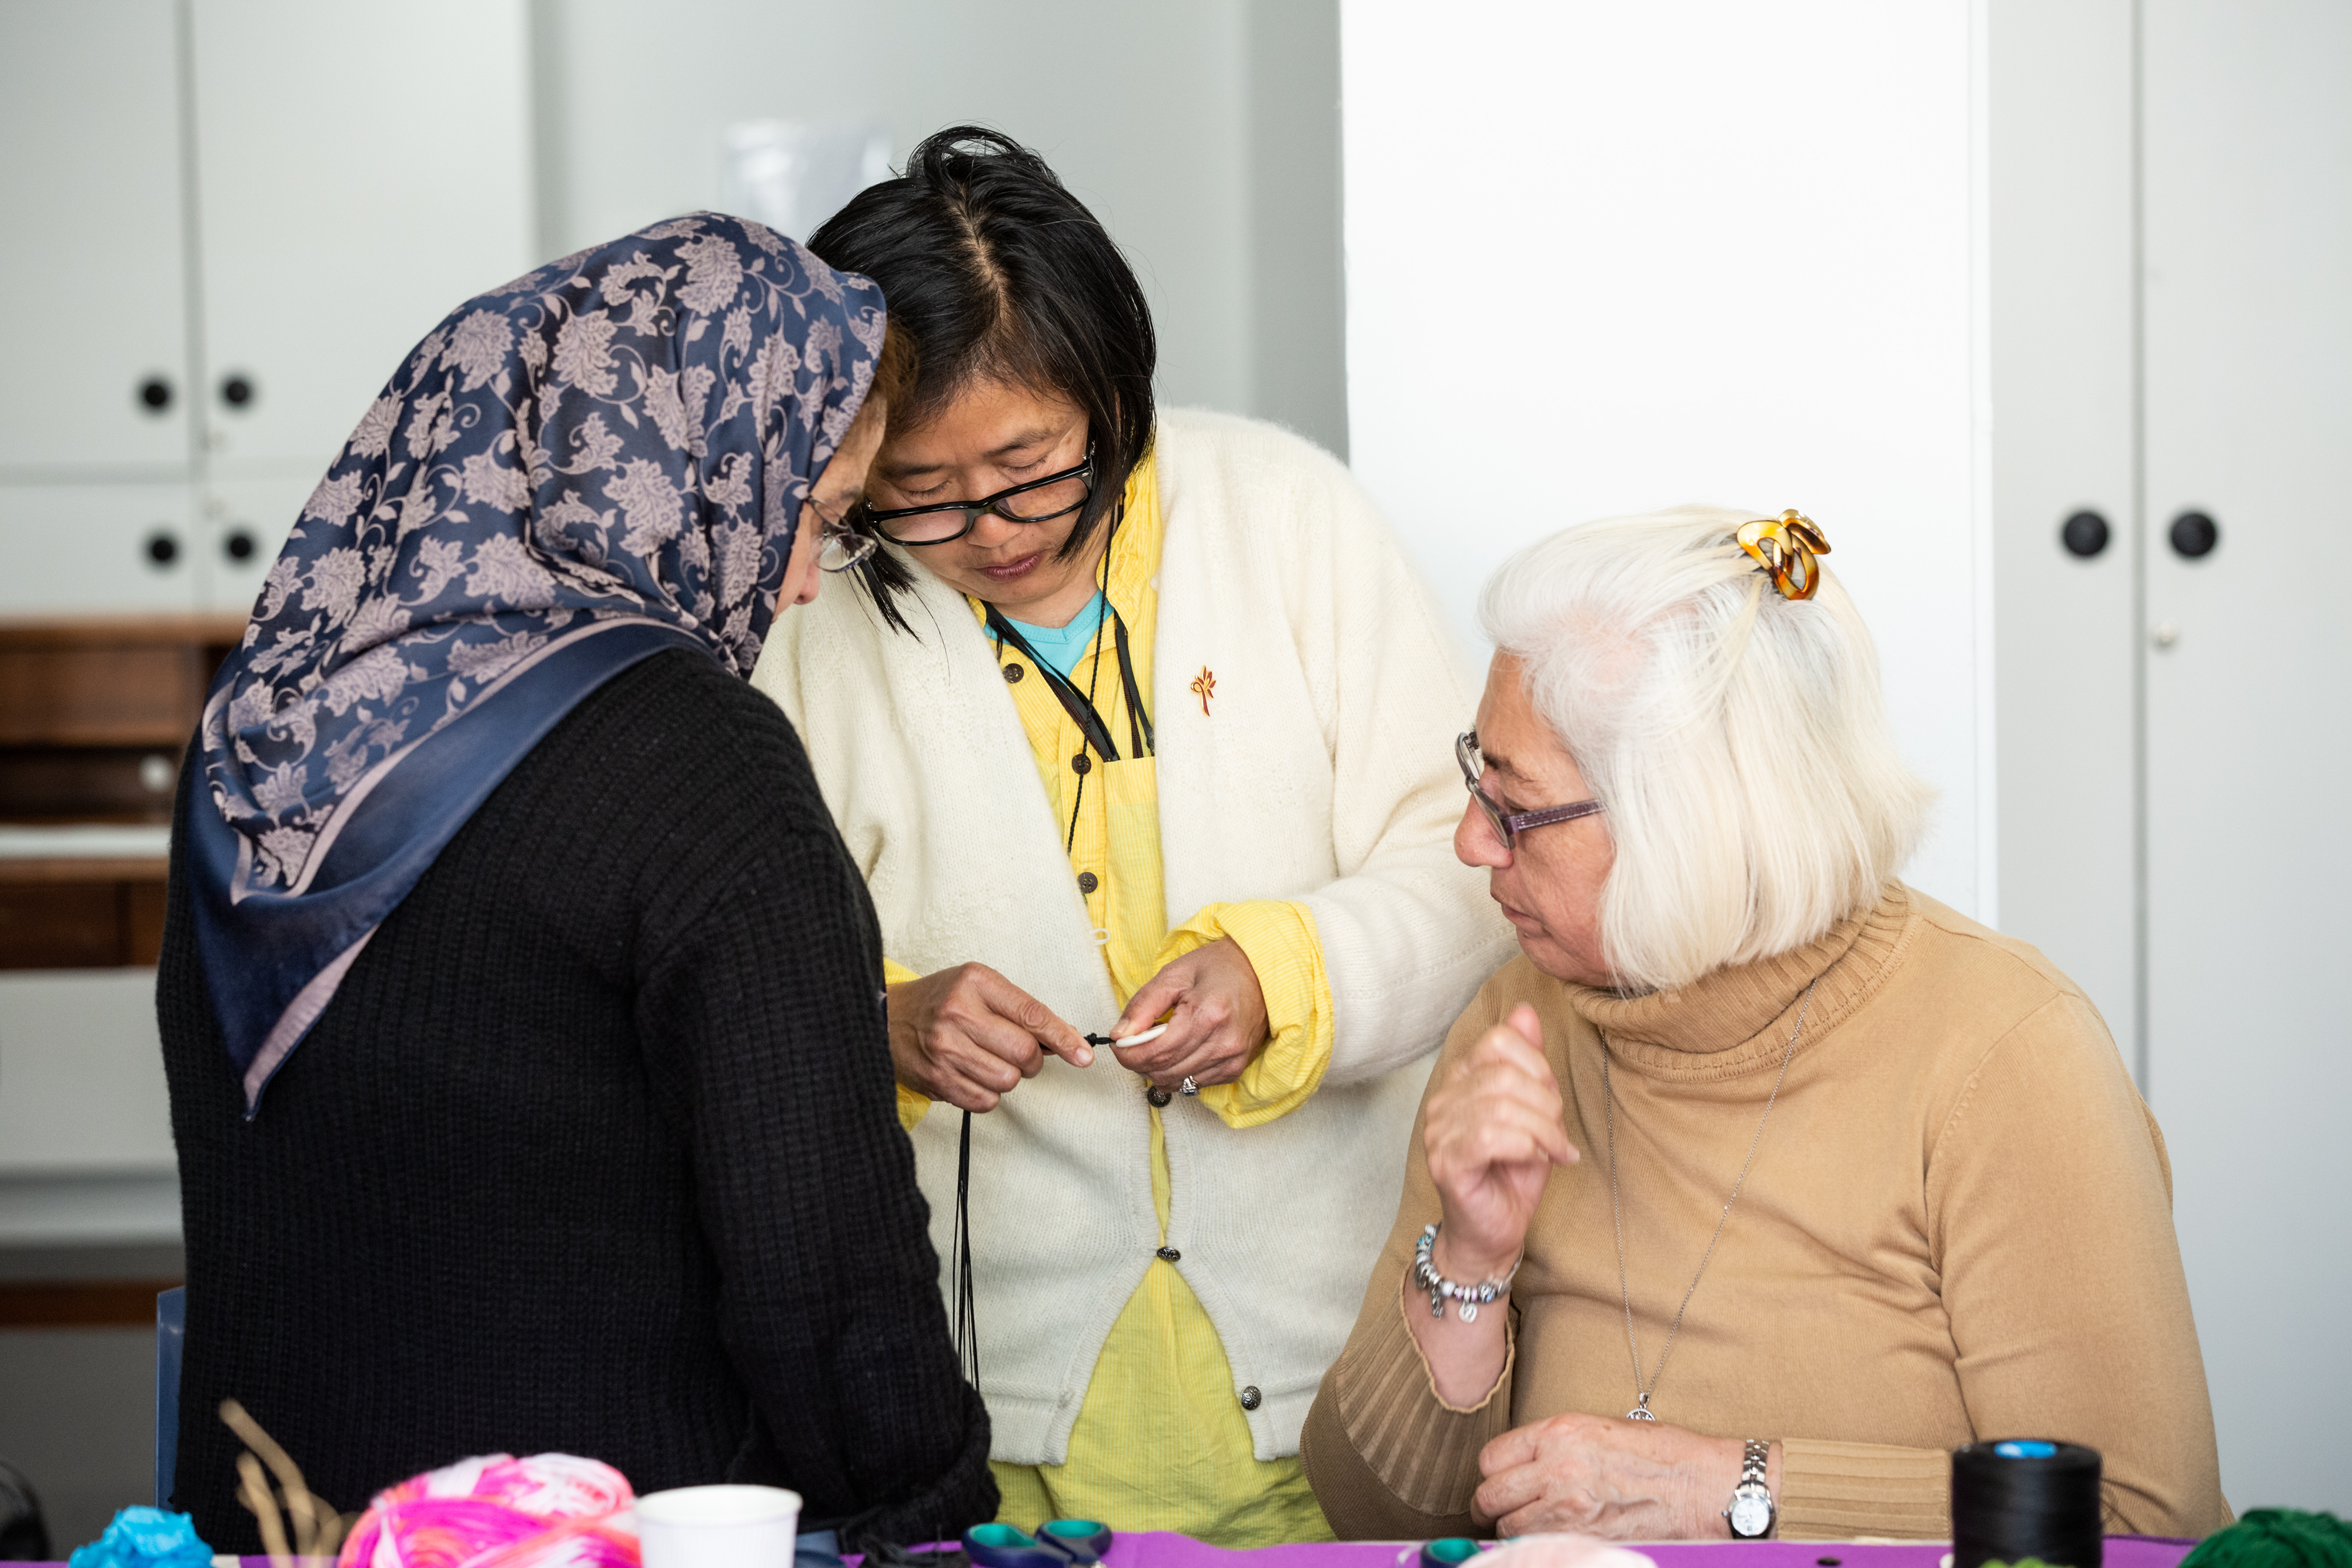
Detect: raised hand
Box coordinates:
(1406, 1002, 1578, 1406)
(1422, 1003, 1576, 1278)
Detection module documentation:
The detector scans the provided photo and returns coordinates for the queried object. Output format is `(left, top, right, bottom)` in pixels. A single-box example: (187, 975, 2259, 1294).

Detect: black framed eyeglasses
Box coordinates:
(1456, 730, 1604, 849)
(808, 494, 877, 574)
(858, 447, 1096, 546)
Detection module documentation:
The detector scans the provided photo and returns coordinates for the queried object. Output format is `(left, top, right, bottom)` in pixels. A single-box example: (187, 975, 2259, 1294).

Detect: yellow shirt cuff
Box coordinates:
(1157, 900, 1334, 1130)
(882, 957, 930, 1132)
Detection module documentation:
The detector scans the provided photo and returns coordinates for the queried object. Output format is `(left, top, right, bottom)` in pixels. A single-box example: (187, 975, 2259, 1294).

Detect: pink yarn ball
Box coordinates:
(337, 1454, 639, 1568)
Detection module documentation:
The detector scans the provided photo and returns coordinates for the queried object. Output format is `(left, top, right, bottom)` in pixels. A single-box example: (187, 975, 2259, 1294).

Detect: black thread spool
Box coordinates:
(1952, 1440, 2103, 1568)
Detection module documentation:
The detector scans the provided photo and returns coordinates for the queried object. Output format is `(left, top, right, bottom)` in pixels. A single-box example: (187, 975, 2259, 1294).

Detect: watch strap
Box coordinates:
(1725, 1439, 1775, 1540)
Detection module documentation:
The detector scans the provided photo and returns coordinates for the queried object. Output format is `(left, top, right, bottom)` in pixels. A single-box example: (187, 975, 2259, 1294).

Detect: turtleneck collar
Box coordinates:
(1566, 883, 1917, 1079)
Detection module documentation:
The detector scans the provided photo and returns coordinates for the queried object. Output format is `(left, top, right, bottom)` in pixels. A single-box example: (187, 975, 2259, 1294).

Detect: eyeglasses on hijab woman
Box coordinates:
(155, 212, 996, 1555)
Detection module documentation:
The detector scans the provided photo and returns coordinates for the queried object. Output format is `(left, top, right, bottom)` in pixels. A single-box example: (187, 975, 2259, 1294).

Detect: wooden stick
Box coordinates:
(221, 1398, 344, 1560)
(235, 1453, 292, 1568)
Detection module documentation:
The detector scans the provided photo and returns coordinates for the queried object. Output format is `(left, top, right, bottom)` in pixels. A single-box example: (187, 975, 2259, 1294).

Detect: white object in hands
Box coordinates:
(636, 1485, 803, 1568)
(1112, 1022, 1170, 1048)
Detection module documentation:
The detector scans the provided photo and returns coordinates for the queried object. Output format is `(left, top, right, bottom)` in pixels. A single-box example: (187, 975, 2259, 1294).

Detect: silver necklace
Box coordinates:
(1603, 976, 1818, 1422)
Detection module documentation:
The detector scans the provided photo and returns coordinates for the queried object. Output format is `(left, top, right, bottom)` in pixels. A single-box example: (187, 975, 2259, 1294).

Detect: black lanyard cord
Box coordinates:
(984, 508, 1153, 855)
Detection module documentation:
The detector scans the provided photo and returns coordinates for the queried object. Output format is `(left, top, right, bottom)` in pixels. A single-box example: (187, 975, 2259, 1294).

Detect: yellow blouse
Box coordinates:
(886, 453, 1337, 1544)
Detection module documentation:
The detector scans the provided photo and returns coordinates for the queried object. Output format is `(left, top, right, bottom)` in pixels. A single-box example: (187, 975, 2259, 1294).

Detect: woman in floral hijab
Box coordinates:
(158, 214, 995, 1552)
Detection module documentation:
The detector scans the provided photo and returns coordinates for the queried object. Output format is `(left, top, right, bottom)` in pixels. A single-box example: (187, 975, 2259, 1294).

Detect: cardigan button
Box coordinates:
(1077, 871, 1098, 895)
(1003, 661, 1025, 683)
(1071, 753, 1092, 775)
(1156, 1245, 1181, 1262)
(1146, 1085, 1172, 1108)
(1238, 1386, 1262, 1411)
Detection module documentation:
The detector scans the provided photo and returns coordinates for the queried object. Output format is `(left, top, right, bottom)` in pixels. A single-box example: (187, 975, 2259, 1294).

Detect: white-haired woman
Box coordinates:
(1301, 509, 2230, 1542)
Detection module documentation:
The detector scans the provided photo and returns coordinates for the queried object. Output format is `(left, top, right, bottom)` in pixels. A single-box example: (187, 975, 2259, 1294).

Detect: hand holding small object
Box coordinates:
(1106, 936, 1269, 1091)
(886, 962, 1094, 1113)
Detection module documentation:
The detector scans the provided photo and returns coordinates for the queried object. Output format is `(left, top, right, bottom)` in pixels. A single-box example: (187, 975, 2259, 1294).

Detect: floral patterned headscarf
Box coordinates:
(189, 212, 884, 1112)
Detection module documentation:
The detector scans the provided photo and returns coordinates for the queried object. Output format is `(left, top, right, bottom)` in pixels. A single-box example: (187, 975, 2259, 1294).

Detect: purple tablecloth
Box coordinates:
(1071, 1533, 2199, 1568)
(29, 1537, 2204, 1568)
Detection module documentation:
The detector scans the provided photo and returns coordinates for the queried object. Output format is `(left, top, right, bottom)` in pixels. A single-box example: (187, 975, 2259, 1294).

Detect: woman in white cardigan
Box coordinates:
(749, 128, 1510, 1544)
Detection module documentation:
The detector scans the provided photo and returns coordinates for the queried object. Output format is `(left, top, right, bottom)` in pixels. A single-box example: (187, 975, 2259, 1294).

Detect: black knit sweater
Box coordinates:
(158, 648, 994, 1551)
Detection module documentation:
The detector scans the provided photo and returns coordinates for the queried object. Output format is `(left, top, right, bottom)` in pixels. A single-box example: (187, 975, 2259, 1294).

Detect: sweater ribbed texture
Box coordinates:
(158, 649, 995, 1553)
(1302, 885, 2230, 1542)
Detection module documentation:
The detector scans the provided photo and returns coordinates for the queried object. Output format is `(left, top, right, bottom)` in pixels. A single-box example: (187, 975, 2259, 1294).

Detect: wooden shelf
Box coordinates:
(0, 616, 240, 968)
(0, 614, 245, 750)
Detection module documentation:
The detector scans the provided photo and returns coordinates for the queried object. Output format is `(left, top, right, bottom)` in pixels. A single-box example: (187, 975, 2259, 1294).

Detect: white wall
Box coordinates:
(532, 0, 1348, 456)
(1342, 0, 1993, 918)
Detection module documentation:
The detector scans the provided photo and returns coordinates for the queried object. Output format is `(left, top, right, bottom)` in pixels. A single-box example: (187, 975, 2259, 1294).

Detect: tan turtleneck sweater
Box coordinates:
(1300, 884, 2230, 1542)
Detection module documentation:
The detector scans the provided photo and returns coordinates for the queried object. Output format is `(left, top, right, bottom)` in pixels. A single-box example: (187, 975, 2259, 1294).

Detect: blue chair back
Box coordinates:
(156, 1286, 185, 1508)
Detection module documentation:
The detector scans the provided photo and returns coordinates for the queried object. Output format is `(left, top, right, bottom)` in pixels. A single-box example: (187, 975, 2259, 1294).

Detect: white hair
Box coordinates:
(1479, 505, 1933, 992)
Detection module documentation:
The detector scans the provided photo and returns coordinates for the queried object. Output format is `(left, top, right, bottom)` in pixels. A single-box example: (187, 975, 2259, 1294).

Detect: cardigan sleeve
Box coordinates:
(1158, 898, 1335, 1128)
(880, 954, 934, 1131)
(1278, 444, 1517, 1088)
(637, 817, 995, 1546)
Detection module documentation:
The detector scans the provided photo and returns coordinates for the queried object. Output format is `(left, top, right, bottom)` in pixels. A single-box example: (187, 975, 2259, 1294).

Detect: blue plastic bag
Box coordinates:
(68, 1507, 215, 1568)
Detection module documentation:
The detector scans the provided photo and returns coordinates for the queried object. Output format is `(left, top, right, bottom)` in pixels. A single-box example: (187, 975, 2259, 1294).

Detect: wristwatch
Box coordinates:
(1724, 1439, 1775, 1539)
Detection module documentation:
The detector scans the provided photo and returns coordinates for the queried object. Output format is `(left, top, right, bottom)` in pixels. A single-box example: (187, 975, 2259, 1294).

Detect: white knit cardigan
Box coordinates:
(749, 410, 1514, 1464)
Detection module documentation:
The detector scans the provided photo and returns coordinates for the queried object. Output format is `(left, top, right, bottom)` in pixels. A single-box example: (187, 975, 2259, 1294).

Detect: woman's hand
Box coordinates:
(1423, 1003, 1578, 1278)
(1475, 1416, 1771, 1540)
(886, 964, 1094, 1112)
(1109, 937, 1269, 1091)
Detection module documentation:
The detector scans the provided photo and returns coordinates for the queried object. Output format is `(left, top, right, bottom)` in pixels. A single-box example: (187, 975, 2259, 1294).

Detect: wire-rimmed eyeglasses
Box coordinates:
(1456, 730, 1605, 848)
(810, 495, 877, 574)
(857, 447, 1096, 547)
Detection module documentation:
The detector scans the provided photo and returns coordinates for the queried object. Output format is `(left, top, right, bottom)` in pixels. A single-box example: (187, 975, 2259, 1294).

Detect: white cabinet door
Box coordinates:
(2143, 0, 2352, 1513)
(0, 482, 199, 613)
(1987, 0, 2140, 1054)
(0, 0, 193, 475)
(188, 0, 533, 478)
(0, 971, 174, 1175)
(197, 471, 312, 615)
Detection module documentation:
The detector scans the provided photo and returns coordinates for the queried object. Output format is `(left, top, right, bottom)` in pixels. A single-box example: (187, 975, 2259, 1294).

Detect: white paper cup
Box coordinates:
(636, 1485, 804, 1568)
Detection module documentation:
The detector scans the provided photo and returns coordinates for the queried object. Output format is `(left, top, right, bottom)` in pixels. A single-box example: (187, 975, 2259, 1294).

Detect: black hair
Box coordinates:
(808, 125, 1157, 633)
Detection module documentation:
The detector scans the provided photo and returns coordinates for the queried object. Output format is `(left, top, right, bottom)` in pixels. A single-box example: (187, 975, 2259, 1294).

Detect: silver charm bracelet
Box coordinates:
(1413, 1222, 1521, 1323)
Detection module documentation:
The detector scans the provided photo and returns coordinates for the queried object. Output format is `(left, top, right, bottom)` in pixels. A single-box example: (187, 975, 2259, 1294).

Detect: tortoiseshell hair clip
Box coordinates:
(1736, 509, 1832, 601)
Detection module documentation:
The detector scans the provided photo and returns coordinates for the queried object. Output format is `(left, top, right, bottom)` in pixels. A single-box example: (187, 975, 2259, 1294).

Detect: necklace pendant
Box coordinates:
(1626, 1398, 1656, 1422)
(1458, 1300, 1478, 1323)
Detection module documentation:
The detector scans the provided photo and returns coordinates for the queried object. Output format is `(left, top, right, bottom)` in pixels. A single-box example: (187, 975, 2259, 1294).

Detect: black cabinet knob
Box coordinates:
(145, 531, 180, 567)
(2169, 510, 2219, 559)
(136, 376, 173, 413)
(219, 373, 256, 409)
(223, 528, 258, 562)
(2060, 510, 2110, 559)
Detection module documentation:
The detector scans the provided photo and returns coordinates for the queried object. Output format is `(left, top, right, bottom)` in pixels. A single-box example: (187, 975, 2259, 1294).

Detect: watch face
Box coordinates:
(1729, 1490, 1773, 1538)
